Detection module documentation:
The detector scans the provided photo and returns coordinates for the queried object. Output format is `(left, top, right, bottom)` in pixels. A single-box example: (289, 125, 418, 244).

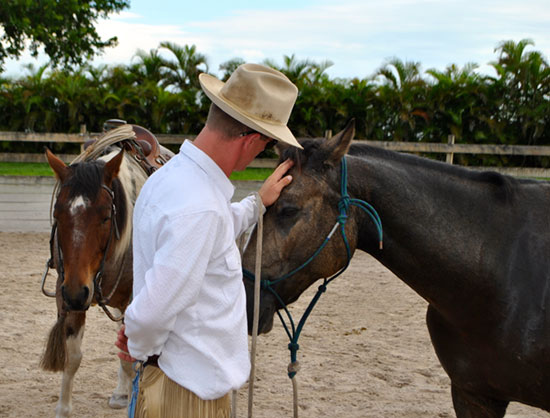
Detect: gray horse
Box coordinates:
(242, 121, 550, 417)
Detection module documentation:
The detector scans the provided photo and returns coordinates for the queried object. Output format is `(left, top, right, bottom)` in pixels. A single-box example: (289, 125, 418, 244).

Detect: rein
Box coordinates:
(243, 156, 383, 381)
(41, 184, 125, 322)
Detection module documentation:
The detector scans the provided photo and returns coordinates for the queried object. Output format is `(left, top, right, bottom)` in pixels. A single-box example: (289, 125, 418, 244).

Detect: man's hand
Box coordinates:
(258, 159, 294, 207)
(115, 324, 136, 362)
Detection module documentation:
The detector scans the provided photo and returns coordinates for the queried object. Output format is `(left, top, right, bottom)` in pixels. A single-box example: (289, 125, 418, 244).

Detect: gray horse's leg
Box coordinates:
(451, 384, 508, 418)
(55, 313, 85, 418)
(109, 312, 134, 409)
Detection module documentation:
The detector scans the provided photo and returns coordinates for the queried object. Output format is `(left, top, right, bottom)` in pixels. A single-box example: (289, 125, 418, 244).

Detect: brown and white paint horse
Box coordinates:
(42, 147, 148, 417)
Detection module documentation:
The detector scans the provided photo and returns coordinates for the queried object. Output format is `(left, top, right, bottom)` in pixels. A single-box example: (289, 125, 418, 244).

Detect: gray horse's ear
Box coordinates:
(322, 119, 355, 166)
(274, 140, 294, 162)
(275, 141, 290, 154)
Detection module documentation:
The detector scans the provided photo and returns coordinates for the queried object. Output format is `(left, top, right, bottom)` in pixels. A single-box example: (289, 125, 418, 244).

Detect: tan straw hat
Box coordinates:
(199, 63, 302, 148)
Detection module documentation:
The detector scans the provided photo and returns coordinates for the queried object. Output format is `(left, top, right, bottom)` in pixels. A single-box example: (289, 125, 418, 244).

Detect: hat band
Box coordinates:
(218, 91, 287, 127)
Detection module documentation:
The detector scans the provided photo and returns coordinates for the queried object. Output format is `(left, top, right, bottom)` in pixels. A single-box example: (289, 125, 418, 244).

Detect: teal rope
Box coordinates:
(339, 157, 383, 248)
(243, 156, 383, 379)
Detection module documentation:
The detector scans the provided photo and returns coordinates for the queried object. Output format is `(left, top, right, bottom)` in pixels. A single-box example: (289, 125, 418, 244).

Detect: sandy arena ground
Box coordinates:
(0, 232, 546, 417)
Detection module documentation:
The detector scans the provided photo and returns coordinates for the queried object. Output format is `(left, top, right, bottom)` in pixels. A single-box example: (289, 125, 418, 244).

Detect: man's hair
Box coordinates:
(206, 104, 251, 139)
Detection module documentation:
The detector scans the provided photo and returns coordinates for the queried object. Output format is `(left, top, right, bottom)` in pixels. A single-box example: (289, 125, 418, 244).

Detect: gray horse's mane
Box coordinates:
(350, 142, 527, 203)
(281, 138, 531, 203)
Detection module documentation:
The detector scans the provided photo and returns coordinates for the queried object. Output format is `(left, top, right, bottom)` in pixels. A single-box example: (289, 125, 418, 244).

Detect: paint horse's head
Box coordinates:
(46, 149, 128, 311)
(242, 121, 359, 334)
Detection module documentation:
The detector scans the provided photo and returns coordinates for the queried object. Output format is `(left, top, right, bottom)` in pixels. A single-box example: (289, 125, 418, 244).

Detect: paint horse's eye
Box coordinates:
(102, 217, 111, 224)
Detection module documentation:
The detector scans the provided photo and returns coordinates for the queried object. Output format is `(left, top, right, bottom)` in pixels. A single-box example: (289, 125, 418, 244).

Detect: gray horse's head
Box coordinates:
(242, 121, 358, 334)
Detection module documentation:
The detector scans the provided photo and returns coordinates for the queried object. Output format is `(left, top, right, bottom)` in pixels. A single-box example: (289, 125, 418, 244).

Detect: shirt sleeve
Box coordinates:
(230, 193, 265, 239)
(124, 210, 220, 360)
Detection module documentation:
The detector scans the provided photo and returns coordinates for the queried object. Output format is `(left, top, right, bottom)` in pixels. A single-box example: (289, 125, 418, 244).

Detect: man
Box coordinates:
(116, 63, 302, 417)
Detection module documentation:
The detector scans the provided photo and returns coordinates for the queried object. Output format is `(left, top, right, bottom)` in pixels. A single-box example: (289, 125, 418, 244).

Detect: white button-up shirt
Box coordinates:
(125, 140, 262, 400)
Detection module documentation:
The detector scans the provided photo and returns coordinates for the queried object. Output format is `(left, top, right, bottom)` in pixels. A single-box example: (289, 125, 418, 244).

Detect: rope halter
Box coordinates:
(243, 156, 383, 378)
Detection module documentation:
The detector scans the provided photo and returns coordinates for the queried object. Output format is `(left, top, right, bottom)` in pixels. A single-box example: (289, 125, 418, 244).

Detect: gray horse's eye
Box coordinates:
(278, 206, 299, 218)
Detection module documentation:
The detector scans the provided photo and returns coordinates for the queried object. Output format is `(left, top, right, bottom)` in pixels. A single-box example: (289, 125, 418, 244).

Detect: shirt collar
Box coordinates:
(179, 140, 235, 202)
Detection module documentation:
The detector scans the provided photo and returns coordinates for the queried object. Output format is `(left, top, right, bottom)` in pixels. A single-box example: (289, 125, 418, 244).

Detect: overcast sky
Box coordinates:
(4, 0, 550, 79)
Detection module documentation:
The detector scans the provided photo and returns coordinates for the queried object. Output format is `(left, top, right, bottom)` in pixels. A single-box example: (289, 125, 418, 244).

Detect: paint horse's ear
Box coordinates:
(45, 148, 70, 182)
(321, 119, 355, 167)
(103, 148, 124, 186)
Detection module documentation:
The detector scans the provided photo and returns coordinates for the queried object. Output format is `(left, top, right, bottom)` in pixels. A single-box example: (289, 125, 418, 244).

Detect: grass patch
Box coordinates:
(0, 162, 54, 177)
(230, 168, 273, 181)
(0, 162, 273, 181)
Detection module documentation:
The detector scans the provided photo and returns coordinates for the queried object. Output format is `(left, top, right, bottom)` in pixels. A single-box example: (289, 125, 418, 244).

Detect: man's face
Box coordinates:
(235, 132, 276, 171)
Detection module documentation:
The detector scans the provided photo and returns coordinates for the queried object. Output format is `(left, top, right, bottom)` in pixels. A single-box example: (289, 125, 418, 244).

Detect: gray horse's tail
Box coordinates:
(40, 314, 66, 371)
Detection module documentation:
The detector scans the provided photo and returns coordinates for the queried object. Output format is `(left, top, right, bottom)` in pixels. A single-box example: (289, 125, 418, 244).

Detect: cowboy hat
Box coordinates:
(199, 63, 302, 149)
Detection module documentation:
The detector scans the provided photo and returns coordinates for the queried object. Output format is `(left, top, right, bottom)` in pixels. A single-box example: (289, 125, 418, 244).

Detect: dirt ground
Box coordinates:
(0, 232, 546, 417)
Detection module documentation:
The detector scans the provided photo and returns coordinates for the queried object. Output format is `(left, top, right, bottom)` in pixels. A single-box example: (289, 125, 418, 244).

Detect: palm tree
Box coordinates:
(264, 55, 334, 136)
(489, 39, 550, 146)
(426, 63, 486, 140)
(375, 58, 427, 141)
(51, 67, 98, 132)
(131, 47, 167, 85)
(15, 63, 57, 132)
(219, 58, 245, 81)
(101, 64, 141, 123)
(265, 54, 333, 87)
(159, 42, 209, 91)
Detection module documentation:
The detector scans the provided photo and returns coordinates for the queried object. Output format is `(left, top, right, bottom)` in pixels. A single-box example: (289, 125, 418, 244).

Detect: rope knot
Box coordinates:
(318, 283, 327, 293)
(338, 195, 351, 212)
(337, 214, 348, 225)
(287, 360, 301, 378)
(288, 342, 300, 353)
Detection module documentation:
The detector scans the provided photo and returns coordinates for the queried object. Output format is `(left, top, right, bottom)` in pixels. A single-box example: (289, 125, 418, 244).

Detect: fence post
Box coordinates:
(446, 135, 455, 164)
(79, 124, 87, 153)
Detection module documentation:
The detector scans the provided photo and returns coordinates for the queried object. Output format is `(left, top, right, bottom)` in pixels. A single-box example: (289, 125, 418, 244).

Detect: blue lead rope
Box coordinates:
(244, 157, 383, 379)
(128, 362, 142, 418)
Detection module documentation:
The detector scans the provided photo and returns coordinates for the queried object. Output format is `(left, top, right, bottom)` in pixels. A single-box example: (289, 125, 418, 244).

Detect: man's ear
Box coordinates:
(241, 133, 261, 149)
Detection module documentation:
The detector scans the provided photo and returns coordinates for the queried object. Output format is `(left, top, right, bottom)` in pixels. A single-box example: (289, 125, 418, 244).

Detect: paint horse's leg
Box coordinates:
(109, 356, 134, 408)
(56, 311, 86, 418)
(109, 309, 134, 409)
(451, 384, 508, 418)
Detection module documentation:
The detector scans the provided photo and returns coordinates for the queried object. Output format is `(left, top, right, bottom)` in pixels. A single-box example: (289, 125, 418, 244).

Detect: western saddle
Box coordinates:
(92, 119, 174, 175)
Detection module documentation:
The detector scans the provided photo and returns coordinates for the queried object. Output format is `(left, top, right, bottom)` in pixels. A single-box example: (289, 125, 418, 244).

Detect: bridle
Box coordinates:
(41, 183, 126, 321)
(243, 156, 383, 378)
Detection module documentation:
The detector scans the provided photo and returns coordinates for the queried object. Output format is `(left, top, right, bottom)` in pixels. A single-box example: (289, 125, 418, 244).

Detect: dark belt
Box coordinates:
(144, 355, 159, 368)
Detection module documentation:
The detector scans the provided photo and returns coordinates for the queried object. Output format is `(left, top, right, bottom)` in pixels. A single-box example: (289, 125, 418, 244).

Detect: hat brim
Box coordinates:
(199, 73, 303, 149)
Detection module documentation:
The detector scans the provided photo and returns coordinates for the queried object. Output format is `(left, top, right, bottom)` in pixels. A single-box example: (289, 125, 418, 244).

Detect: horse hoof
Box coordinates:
(55, 403, 71, 418)
(109, 394, 128, 409)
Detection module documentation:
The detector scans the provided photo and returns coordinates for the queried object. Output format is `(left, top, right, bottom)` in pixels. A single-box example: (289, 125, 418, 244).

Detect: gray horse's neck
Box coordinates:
(346, 146, 550, 322)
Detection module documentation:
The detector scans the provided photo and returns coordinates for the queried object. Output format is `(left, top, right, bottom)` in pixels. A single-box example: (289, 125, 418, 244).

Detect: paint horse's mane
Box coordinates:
(64, 159, 115, 200)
